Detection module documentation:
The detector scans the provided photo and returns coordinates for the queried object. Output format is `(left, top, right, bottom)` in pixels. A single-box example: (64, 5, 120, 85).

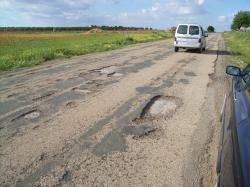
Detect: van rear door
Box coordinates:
(187, 25, 200, 46)
(176, 25, 189, 45)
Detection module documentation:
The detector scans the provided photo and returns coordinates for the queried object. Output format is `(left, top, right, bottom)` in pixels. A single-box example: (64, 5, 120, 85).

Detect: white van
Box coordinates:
(174, 24, 208, 53)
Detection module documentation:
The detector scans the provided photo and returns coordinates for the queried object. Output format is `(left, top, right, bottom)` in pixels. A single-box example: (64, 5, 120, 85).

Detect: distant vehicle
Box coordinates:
(216, 63, 250, 187)
(174, 24, 208, 53)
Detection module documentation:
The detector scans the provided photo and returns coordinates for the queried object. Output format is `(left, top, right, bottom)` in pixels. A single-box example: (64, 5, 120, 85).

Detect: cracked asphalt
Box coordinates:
(0, 33, 229, 187)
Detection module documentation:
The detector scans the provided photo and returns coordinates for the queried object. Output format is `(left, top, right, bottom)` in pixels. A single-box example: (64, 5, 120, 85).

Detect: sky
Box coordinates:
(0, 0, 249, 31)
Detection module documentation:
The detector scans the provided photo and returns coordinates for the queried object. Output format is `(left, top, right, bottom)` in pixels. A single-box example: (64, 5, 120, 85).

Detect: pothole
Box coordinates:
(79, 72, 87, 77)
(85, 80, 94, 85)
(23, 110, 40, 120)
(59, 170, 72, 183)
(55, 78, 63, 82)
(32, 90, 57, 101)
(107, 72, 123, 77)
(72, 87, 91, 94)
(139, 95, 182, 119)
(11, 109, 41, 122)
(179, 79, 189, 84)
(178, 59, 189, 64)
(184, 71, 196, 77)
(7, 93, 19, 98)
(95, 66, 119, 75)
(92, 79, 103, 86)
(65, 101, 77, 108)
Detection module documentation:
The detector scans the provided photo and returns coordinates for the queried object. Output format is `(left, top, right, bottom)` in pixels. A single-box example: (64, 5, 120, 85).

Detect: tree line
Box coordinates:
(0, 25, 154, 32)
(185, 11, 250, 33)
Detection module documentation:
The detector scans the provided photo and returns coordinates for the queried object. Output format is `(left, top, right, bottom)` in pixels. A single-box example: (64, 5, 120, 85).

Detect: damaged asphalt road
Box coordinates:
(0, 33, 228, 186)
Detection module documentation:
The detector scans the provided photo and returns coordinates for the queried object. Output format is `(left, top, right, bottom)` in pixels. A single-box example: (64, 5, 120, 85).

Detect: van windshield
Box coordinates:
(189, 26, 199, 35)
(177, 25, 188, 34)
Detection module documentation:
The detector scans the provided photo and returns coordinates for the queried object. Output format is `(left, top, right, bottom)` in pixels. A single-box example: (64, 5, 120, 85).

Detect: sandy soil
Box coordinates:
(0, 33, 228, 187)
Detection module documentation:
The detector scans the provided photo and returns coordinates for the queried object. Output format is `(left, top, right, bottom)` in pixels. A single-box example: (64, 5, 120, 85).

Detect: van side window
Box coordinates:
(242, 64, 250, 96)
(242, 64, 250, 85)
(189, 26, 199, 35)
(177, 25, 188, 34)
(244, 84, 250, 102)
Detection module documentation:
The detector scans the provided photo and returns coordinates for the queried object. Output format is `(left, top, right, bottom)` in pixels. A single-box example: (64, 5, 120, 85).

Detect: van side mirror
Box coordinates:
(226, 66, 241, 76)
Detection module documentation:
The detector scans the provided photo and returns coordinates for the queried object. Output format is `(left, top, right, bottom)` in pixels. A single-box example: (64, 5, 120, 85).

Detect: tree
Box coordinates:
(207, 25, 215, 32)
(231, 11, 250, 30)
(168, 26, 177, 33)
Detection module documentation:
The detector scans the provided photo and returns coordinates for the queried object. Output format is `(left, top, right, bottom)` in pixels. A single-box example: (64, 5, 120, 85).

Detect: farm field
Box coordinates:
(0, 30, 173, 71)
(224, 31, 250, 67)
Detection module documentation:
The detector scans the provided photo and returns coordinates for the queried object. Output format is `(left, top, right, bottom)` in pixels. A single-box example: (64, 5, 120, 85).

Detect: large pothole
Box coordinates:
(140, 95, 182, 119)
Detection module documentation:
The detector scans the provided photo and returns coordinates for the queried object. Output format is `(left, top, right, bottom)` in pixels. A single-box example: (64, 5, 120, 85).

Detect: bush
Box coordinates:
(207, 26, 215, 32)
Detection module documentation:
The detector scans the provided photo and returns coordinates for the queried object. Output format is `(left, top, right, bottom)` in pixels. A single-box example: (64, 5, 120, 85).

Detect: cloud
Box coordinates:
(98, 0, 209, 30)
(0, 0, 235, 31)
(195, 0, 205, 5)
(0, 0, 122, 26)
(134, 0, 207, 23)
(218, 13, 235, 23)
(218, 15, 227, 22)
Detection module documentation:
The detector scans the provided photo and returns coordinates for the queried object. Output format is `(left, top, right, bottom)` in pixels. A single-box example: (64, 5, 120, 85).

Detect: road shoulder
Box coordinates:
(182, 33, 230, 187)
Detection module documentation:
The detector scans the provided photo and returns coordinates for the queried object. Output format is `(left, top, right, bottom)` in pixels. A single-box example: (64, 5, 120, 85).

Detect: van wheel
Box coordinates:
(174, 47, 179, 52)
(199, 47, 202, 53)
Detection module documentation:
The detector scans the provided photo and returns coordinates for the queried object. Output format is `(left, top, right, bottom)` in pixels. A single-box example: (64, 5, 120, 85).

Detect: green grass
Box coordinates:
(0, 31, 173, 71)
(224, 31, 250, 67)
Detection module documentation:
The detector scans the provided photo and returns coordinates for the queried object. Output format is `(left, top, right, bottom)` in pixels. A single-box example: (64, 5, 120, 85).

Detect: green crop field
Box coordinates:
(224, 31, 250, 67)
(0, 31, 173, 71)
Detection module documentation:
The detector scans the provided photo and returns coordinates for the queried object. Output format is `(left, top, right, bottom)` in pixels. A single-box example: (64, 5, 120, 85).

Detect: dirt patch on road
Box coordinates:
(85, 28, 104, 34)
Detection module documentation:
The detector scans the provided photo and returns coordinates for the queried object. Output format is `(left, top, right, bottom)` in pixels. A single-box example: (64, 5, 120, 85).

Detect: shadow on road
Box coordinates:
(204, 50, 232, 55)
(182, 49, 234, 56)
